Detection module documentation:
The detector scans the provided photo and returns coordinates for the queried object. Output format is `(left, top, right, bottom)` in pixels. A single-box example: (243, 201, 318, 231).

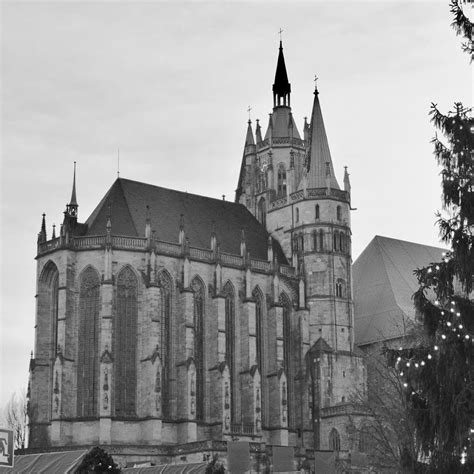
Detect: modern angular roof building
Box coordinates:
(353, 235, 445, 347)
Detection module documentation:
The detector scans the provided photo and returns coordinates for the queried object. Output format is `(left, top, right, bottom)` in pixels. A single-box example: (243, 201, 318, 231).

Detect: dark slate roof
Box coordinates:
(353, 235, 446, 346)
(305, 91, 340, 190)
(85, 178, 287, 263)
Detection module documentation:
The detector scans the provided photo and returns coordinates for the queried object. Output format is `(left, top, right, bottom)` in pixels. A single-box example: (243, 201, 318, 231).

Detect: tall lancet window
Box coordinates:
(315, 204, 320, 220)
(115, 267, 138, 417)
(158, 271, 172, 418)
(77, 267, 100, 417)
(277, 164, 287, 198)
(191, 277, 205, 420)
(38, 261, 59, 418)
(280, 292, 292, 426)
(223, 282, 236, 422)
(258, 197, 266, 227)
(253, 287, 265, 424)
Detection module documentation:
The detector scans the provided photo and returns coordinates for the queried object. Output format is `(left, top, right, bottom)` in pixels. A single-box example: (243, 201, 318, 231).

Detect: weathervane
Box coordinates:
(247, 105, 252, 121)
(279, 28, 283, 41)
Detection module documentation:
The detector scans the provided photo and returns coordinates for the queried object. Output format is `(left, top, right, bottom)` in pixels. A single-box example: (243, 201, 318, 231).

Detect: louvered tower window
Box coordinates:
(115, 267, 138, 417)
(191, 277, 205, 420)
(77, 267, 100, 417)
(277, 165, 287, 198)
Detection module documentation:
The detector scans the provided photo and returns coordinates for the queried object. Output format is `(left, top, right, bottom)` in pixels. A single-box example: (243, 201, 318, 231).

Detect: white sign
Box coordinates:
(0, 428, 14, 467)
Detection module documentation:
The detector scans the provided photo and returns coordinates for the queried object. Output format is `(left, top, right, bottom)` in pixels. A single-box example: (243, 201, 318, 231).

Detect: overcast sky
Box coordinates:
(0, 1, 472, 408)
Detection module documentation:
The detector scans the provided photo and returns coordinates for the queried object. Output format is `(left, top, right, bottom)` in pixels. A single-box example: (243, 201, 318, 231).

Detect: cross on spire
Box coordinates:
(247, 105, 252, 121)
(279, 28, 283, 41)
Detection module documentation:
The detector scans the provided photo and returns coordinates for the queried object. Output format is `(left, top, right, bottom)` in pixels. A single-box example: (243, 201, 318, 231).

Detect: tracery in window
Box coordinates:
(223, 281, 236, 422)
(329, 428, 341, 451)
(115, 266, 138, 417)
(158, 270, 172, 417)
(280, 292, 292, 426)
(253, 287, 265, 424)
(77, 267, 100, 417)
(191, 277, 205, 420)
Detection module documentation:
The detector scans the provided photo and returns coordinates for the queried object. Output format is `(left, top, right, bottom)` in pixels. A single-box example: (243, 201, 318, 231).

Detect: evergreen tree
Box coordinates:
(391, 1, 473, 471)
(75, 446, 121, 473)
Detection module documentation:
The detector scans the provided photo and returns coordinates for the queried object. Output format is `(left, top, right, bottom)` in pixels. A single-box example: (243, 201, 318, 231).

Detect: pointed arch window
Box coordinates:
(158, 271, 172, 418)
(313, 230, 318, 251)
(329, 428, 341, 451)
(333, 231, 338, 251)
(115, 267, 138, 417)
(319, 230, 324, 252)
(223, 282, 236, 422)
(191, 277, 205, 420)
(315, 204, 320, 220)
(337, 205, 342, 221)
(277, 164, 287, 198)
(253, 288, 265, 424)
(38, 261, 59, 417)
(258, 197, 266, 227)
(295, 208, 299, 223)
(77, 267, 100, 418)
(339, 233, 344, 252)
(335, 279, 345, 298)
(280, 293, 292, 427)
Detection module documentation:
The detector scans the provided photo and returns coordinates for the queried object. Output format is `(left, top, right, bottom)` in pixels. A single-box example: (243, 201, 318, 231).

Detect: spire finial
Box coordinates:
(279, 28, 283, 42)
(247, 105, 252, 122)
(52, 224, 56, 239)
(314, 75, 319, 93)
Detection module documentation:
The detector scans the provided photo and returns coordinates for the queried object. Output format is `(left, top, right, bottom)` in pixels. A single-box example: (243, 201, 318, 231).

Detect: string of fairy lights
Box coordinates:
(392, 250, 473, 464)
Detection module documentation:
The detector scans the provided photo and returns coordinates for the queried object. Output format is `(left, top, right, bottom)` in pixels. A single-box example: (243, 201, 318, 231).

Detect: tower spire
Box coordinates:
(65, 162, 79, 219)
(272, 40, 291, 108)
(305, 84, 340, 190)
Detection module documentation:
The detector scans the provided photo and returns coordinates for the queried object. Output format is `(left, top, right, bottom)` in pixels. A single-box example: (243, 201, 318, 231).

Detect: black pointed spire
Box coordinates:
(66, 162, 78, 218)
(272, 41, 291, 107)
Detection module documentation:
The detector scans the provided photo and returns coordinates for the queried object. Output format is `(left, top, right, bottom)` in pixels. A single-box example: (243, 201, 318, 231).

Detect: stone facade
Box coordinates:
(28, 41, 370, 469)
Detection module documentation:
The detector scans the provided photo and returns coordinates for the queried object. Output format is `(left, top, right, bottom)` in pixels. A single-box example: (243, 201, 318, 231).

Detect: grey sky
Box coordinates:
(0, 1, 471, 407)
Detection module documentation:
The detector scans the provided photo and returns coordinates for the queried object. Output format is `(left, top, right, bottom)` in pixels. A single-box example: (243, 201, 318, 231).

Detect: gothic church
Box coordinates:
(29, 41, 368, 468)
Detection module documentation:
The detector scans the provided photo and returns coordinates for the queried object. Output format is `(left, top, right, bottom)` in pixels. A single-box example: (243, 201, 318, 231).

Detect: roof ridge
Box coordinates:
(117, 177, 245, 207)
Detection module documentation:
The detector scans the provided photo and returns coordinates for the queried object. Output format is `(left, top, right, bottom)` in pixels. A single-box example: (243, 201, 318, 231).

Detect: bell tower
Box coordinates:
(235, 41, 306, 229)
(236, 41, 367, 454)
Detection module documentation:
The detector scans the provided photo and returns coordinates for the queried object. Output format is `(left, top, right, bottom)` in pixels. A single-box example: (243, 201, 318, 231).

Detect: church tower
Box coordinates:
(235, 41, 306, 230)
(236, 41, 367, 453)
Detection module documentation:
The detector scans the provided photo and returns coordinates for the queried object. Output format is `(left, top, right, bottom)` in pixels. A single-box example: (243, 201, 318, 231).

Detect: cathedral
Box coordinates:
(28, 41, 368, 470)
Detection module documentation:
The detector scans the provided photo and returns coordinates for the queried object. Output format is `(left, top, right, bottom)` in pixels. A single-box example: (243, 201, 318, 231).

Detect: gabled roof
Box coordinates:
(309, 337, 334, 353)
(353, 235, 446, 346)
(85, 178, 287, 263)
(305, 90, 339, 190)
